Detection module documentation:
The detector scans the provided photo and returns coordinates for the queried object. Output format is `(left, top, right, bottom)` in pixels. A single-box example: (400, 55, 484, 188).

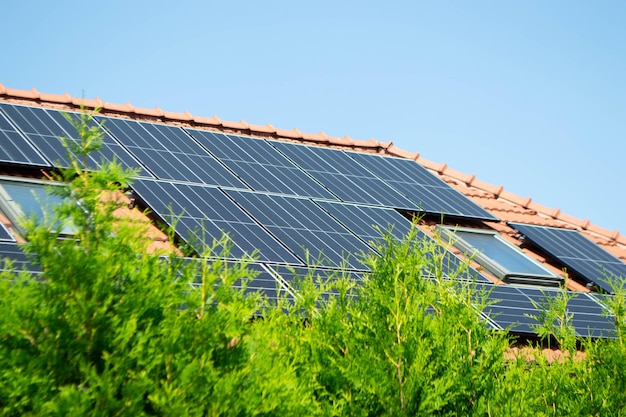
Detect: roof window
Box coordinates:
(0, 178, 72, 236)
(438, 227, 563, 287)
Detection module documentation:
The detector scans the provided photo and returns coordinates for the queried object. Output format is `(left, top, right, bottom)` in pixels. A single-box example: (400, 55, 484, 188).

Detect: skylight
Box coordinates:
(438, 227, 563, 287)
(0, 178, 71, 235)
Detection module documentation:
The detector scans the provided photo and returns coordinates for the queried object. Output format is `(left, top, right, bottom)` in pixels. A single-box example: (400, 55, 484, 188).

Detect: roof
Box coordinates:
(2, 83, 623, 250)
(0, 82, 624, 337)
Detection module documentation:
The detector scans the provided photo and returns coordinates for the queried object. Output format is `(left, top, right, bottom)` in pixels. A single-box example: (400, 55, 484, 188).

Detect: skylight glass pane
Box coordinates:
(0, 181, 72, 235)
(455, 230, 550, 276)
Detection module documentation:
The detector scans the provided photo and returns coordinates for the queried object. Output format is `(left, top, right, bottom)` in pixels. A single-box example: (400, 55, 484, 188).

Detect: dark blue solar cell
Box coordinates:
(46, 110, 149, 174)
(271, 265, 364, 298)
(0, 103, 148, 173)
(316, 201, 413, 244)
(174, 258, 292, 302)
(509, 223, 626, 293)
(477, 284, 541, 334)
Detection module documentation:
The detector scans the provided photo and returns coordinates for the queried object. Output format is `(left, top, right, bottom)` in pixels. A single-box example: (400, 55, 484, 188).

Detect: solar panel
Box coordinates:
(315, 202, 491, 283)
(182, 259, 293, 303)
(476, 284, 541, 334)
(0, 107, 49, 166)
(509, 223, 626, 293)
(225, 190, 373, 270)
(0, 103, 147, 173)
(518, 287, 615, 338)
(99, 118, 245, 187)
(45, 109, 149, 174)
(187, 130, 337, 199)
(271, 141, 417, 209)
(0, 242, 42, 275)
(315, 201, 412, 243)
(130, 179, 301, 264)
(348, 152, 499, 221)
(270, 265, 364, 299)
(0, 222, 14, 242)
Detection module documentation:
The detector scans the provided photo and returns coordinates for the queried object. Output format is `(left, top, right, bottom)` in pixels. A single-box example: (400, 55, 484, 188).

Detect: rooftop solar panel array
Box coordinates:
(509, 223, 626, 293)
(316, 201, 491, 282)
(521, 287, 615, 338)
(270, 265, 364, 299)
(0, 104, 144, 173)
(0, 101, 622, 339)
(184, 259, 294, 303)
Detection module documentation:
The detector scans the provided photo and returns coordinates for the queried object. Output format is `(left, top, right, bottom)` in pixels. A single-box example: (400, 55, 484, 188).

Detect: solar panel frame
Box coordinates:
(509, 223, 626, 293)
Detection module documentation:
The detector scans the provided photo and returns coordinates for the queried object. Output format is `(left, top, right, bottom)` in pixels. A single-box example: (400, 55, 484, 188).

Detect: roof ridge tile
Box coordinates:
(192, 115, 222, 126)
(301, 131, 329, 143)
(386, 144, 418, 159)
(103, 101, 134, 113)
(40, 91, 73, 104)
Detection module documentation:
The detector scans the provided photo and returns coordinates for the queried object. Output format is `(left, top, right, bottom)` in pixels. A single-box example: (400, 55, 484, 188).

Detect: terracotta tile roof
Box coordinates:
(1, 82, 624, 266)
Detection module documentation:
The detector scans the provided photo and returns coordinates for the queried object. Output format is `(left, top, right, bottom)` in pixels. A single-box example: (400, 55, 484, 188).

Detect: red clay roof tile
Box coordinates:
(386, 144, 418, 159)
(301, 131, 329, 143)
(192, 114, 222, 126)
(275, 127, 304, 139)
(103, 101, 134, 113)
(247, 123, 276, 134)
(39, 91, 73, 104)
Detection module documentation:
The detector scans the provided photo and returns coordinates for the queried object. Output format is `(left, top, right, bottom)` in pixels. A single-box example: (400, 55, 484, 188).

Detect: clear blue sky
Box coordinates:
(2, 1, 625, 233)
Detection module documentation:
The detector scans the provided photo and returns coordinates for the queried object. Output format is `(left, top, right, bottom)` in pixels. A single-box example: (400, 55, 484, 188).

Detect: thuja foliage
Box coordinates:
(3, 112, 626, 415)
